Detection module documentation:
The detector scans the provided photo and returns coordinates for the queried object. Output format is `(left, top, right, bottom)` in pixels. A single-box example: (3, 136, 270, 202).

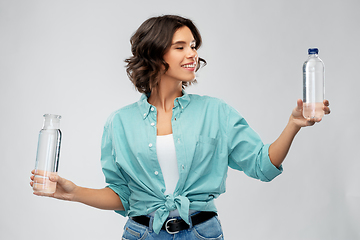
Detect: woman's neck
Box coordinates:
(148, 80, 183, 112)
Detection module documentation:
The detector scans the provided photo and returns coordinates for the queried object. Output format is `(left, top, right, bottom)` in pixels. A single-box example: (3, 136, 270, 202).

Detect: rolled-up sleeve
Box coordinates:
(226, 105, 282, 182)
(100, 123, 131, 216)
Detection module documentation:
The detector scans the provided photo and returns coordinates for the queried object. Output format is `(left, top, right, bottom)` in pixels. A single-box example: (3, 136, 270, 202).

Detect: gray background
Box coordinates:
(1, 0, 359, 239)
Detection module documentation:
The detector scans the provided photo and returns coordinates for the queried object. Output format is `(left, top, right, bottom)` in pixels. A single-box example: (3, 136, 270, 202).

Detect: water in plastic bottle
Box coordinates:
(303, 48, 325, 119)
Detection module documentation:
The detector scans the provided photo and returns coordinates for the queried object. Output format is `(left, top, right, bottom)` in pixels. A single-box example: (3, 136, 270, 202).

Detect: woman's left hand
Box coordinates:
(291, 99, 331, 127)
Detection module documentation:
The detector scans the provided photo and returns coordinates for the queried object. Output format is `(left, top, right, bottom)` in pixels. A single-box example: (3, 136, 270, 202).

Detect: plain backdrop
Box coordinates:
(1, 0, 359, 239)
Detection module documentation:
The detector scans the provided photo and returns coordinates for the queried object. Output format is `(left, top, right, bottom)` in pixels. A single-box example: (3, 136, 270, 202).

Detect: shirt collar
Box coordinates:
(176, 89, 190, 111)
(137, 90, 191, 120)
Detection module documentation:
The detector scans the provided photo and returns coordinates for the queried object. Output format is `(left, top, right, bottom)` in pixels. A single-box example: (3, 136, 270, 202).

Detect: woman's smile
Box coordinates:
(181, 62, 197, 71)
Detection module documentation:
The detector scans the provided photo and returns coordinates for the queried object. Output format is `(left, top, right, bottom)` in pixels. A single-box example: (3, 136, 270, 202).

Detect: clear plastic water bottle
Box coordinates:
(33, 114, 62, 193)
(302, 48, 325, 119)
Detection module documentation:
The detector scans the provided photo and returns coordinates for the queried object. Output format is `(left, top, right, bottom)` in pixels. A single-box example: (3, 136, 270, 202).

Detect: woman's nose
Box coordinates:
(187, 48, 197, 59)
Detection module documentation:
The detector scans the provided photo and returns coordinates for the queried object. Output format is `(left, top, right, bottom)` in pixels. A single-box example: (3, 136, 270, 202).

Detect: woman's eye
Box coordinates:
(175, 46, 196, 50)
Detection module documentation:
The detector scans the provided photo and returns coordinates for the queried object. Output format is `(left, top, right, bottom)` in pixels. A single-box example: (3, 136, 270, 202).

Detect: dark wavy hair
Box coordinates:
(125, 15, 206, 94)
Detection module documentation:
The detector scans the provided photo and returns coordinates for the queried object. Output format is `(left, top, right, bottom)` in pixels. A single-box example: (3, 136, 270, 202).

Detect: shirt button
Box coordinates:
(154, 171, 159, 175)
(149, 143, 153, 147)
(177, 138, 180, 143)
(151, 107, 155, 111)
(182, 165, 185, 170)
(151, 122, 155, 126)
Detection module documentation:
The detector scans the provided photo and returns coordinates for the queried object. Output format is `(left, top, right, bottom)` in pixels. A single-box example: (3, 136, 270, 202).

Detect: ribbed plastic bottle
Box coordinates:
(33, 114, 62, 193)
(302, 48, 325, 119)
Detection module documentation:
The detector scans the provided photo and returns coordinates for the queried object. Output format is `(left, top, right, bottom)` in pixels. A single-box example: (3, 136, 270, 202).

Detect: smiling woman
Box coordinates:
(30, 14, 330, 240)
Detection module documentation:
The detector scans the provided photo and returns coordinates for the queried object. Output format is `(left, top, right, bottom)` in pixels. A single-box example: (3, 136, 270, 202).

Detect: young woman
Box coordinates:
(31, 15, 330, 239)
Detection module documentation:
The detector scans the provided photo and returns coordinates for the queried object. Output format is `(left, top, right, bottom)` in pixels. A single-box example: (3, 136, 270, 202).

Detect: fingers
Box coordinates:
(323, 100, 331, 115)
(30, 171, 35, 187)
(30, 170, 59, 196)
(32, 170, 58, 180)
(306, 121, 316, 126)
(324, 107, 330, 115)
(33, 190, 55, 198)
(293, 99, 328, 128)
(305, 117, 321, 126)
(323, 100, 331, 114)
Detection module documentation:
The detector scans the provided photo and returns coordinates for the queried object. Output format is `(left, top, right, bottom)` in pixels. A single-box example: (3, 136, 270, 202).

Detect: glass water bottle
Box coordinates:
(33, 114, 62, 193)
(302, 48, 325, 119)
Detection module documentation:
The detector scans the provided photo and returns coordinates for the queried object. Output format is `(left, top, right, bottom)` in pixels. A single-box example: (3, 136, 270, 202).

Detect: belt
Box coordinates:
(131, 211, 217, 234)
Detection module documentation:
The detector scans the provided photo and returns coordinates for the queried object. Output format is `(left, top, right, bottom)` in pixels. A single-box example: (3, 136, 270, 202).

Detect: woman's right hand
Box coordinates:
(30, 170, 78, 201)
(31, 170, 124, 210)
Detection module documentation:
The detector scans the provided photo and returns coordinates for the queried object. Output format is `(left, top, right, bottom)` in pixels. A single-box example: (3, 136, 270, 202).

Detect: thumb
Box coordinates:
(296, 99, 303, 112)
(49, 174, 65, 184)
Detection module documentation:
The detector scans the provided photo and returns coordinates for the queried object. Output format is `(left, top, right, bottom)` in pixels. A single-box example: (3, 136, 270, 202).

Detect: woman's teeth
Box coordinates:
(182, 63, 195, 68)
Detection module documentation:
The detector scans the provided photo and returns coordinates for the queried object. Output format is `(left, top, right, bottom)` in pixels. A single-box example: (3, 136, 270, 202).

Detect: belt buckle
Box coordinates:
(165, 218, 179, 234)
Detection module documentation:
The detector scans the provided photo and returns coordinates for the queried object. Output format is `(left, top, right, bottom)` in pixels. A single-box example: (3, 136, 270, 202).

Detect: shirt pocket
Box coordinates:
(193, 135, 218, 163)
(198, 135, 218, 145)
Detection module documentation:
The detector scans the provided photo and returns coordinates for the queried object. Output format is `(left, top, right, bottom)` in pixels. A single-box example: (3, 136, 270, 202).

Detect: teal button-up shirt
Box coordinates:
(100, 91, 282, 234)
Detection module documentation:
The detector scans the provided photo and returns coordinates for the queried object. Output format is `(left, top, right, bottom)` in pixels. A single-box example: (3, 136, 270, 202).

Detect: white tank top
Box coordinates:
(151, 134, 196, 217)
(156, 134, 179, 195)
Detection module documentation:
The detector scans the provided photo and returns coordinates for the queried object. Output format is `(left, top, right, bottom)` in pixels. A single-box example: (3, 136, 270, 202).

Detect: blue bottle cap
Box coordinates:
(308, 48, 319, 54)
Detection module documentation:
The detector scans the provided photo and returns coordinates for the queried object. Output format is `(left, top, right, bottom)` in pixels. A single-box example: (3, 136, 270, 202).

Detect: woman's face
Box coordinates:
(161, 26, 199, 84)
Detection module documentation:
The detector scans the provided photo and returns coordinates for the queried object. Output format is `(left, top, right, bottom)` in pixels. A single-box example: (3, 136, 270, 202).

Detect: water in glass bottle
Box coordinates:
(33, 114, 62, 193)
(303, 48, 325, 119)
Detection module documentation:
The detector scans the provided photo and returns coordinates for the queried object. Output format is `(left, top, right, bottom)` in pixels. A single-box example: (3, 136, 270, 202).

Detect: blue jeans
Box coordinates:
(122, 212, 224, 240)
